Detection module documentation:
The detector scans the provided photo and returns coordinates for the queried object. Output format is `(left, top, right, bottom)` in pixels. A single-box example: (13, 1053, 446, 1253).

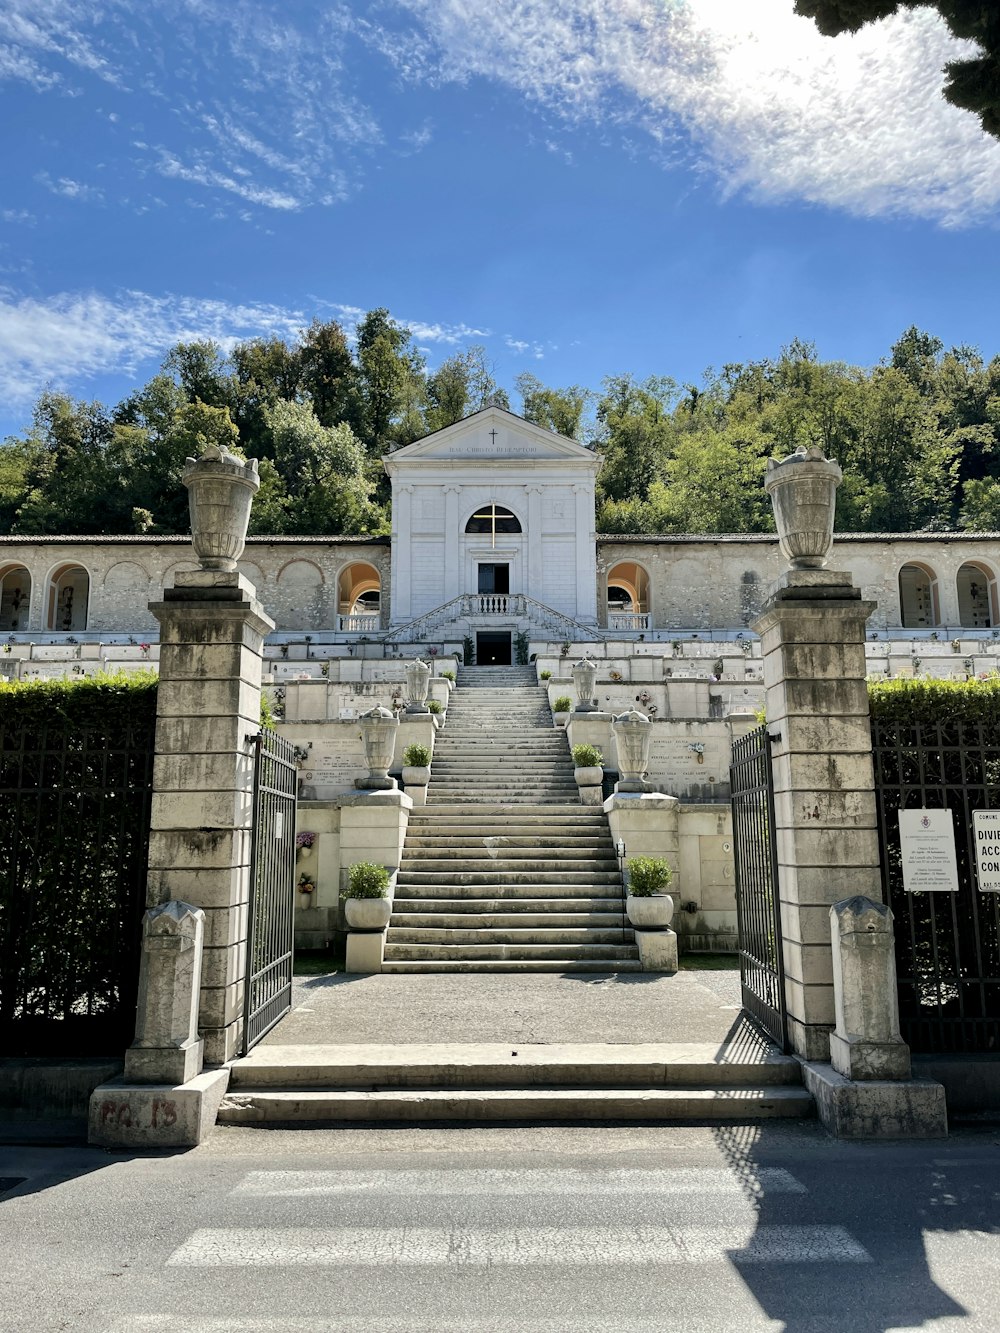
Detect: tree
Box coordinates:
(162, 341, 234, 410)
(12, 394, 126, 534)
(355, 309, 426, 454)
(230, 336, 301, 457)
(262, 400, 380, 534)
(594, 374, 678, 502)
(425, 347, 510, 433)
(794, 2, 1000, 140)
(297, 319, 359, 432)
(515, 373, 591, 439)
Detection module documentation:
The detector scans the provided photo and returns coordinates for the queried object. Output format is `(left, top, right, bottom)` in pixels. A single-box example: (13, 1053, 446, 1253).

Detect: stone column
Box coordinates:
(393, 484, 414, 621)
(753, 574, 881, 1060)
(573, 483, 596, 623)
(146, 570, 274, 1065)
(443, 484, 462, 602)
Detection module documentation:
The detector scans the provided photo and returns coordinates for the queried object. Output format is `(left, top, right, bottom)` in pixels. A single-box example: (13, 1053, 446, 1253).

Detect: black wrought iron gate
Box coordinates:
(242, 729, 298, 1055)
(729, 724, 788, 1050)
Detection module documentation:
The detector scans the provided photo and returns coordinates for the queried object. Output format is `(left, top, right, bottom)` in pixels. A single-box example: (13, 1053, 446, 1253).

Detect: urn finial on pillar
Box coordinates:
(356, 705, 399, 790)
(182, 444, 261, 572)
(764, 445, 843, 571)
(404, 658, 431, 713)
(612, 708, 653, 793)
(572, 658, 598, 713)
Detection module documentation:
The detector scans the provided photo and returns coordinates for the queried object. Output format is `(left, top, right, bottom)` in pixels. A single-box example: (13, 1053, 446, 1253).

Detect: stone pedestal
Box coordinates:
(752, 572, 883, 1062)
(829, 896, 910, 1081)
(634, 928, 678, 973)
(88, 1069, 230, 1149)
(146, 570, 274, 1066)
(124, 901, 205, 1086)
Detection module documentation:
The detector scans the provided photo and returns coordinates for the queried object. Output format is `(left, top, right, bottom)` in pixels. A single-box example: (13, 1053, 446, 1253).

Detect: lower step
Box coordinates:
(217, 1086, 813, 1124)
(379, 959, 644, 973)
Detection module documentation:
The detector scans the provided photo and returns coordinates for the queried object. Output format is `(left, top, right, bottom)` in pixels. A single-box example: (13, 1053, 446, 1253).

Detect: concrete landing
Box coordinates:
(276, 969, 744, 1047)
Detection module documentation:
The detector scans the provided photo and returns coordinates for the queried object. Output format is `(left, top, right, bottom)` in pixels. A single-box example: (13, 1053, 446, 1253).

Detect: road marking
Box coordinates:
(233, 1167, 807, 1198)
(167, 1225, 869, 1267)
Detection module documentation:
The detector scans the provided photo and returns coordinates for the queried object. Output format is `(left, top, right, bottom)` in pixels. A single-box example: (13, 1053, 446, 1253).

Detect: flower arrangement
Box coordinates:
(296, 831, 316, 851)
(298, 873, 315, 895)
(609, 669, 623, 682)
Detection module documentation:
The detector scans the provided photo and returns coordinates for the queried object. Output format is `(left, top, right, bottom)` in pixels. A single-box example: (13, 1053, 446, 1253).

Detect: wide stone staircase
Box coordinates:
(382, 666, 641, 973)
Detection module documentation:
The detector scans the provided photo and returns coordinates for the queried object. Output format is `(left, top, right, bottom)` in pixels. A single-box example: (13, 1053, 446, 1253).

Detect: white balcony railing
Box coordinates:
(339, 614, 380, 633)
(608, 612, 650, 632)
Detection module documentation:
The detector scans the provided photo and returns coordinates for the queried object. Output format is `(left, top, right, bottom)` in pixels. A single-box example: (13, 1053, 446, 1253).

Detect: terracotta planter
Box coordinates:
(344, 897, 391, 931)
(626, 893, 675, 930)
(181, 445, 260, 571)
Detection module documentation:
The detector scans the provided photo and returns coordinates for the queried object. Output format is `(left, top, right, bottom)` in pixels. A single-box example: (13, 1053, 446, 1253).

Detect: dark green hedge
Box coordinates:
(868, 675, 1000, 726)
(0, 670, 158, 731)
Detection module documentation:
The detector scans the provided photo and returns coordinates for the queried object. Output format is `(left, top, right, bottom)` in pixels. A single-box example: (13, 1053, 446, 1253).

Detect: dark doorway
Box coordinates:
(477, 632, 512, 666)
(478, 563, 510, 595)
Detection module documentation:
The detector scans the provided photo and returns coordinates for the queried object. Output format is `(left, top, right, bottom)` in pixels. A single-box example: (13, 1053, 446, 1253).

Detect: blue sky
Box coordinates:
(1, 0, 999, 441)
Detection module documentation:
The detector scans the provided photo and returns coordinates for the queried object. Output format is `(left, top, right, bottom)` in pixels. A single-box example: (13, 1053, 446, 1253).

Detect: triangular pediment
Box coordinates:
(384, 407, 598, 466)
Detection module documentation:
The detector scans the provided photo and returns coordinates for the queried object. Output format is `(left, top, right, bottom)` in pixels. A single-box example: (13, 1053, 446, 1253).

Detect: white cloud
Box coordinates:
(0, 289, 503, 407)
(35, 171, 104, 202)
(153, 150, 303, 211)
(372, 0, 1000, 226)
(0, 288, 307, 406)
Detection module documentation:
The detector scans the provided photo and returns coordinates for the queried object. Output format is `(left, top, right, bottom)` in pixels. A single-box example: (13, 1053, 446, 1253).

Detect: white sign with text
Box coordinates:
(973, 810, 1000, 892)
(898, 808, 959, 893)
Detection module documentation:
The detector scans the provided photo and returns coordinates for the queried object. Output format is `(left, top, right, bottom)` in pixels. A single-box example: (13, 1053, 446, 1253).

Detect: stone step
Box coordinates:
(391, 883, 625, 900)
(386, 926, 633, 946)
(379, 959, 644, 974)
(396, 857, 619, 872)
(392, 898, 626, 916)
(397, 871, 621, 887)
(390, 910, 629, 928)
(228, 1042, 803, 1088)
(403, 835, 611, 849)
(427, 797, 582, 806)
(409, 804, 608, 817)
(382, 942, 640, 961)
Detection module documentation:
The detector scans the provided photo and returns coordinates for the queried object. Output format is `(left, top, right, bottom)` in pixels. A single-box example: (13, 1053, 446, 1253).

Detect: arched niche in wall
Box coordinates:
(0, 565, 31, 631)
(103, 561, 150, 599)
(606, 560, 650, 628)
(898, 562, 940, 629)
(47, 563, 90, 631)
(957, 561, 997, 629)
(337, 561, 381, 630)
(276, 559, 325, 631)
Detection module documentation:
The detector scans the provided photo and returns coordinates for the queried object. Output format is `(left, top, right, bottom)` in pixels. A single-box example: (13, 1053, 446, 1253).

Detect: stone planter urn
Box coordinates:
(575, 764, 603, 806)
(402, 763, 430, 787)
(356, 705, 398, 790)
(182, 445, 260, 571)
(612, 708, 653, 793)
(344, 896, 392, 931)
(626, 893, 675, 930)
(404, 658, 431, 713)
(553, 709, 570, 729)
(764, 445, 843, 570)
(572, 658, 598, 712)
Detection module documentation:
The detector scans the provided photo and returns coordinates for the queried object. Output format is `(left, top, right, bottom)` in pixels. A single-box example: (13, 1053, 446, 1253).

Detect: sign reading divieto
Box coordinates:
(898, 808, 959, 893)
(973, 810, 1000, 892)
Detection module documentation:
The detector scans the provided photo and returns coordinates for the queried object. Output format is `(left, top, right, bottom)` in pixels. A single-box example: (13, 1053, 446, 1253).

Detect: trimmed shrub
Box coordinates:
(571, 742, 603, 767)
(627, 856, 673, 896)
(427, 699, 443, 715)
(345, 862, 389, 899)
(402, 742, 431, 766)
(440, 670, 456, 682)
(553, 695, 572, 713)
(868, 675, 1000, 726)
(540, 670, 552, 680)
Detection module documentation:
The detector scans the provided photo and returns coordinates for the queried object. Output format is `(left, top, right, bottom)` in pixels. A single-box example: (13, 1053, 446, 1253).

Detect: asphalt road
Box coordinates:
(2, 1120, 1000, 1333)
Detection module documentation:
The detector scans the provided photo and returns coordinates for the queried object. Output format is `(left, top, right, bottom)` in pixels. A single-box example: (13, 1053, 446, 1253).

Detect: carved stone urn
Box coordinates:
(572, 658, 598, 713)
(612, 708, 653, 793)
(404, 658, 431, 713)
(764, 445, 843, 570)
(356, 706, 398, 790)
(181, 445, 260, 571)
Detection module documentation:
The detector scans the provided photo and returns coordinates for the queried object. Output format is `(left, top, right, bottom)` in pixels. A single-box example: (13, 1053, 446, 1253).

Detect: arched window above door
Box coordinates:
(465, 504, 522, 536)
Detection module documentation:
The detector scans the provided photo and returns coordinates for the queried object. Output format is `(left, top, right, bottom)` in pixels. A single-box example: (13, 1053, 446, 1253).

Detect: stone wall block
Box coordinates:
(150, 788, 253, 831)
(152, 751, 255, 795)
(777, 862, 884, 907)
(772, 786, 880, 832)
(146, 829, 251, 875)
(153, 715, 257, 756)
(159, 642, 258, 681)
(777, 751, 876, 795)
(775, 825, 881, 871)
(781, 939, 835, 987)
(762, 641, 867, 687)
(156, 677, 261, 721)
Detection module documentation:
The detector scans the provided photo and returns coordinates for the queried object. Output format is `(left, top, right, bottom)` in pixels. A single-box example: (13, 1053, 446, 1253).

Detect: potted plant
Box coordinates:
(553, 694, 572, 727)
(625, 856, 674, 929)
(441, 669, 456, 682)
(427, 699, 443, 716)
(342, 861, 391, 931)
(402, 742, 431, 788)
(540, 669, 552, 681)
(571, 743, 604, 804)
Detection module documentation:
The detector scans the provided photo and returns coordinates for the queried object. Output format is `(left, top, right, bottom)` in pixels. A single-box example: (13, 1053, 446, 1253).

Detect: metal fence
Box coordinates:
(242, 728, 298, 1055)
(872, 718, 1000, 1053)
(0, 720, 155, 1056)
(729, 724, 788, 1050)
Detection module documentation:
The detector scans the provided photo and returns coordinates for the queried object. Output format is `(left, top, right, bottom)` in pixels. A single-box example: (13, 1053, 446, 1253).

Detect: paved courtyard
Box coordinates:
(276, 968, 747, 1048)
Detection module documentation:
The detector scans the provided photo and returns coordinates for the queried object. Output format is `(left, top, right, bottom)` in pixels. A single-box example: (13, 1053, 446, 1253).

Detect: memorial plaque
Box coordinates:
(298, 732, 367, 799)
(899, 808, 958, 893)
(973, 810, 1000, 892)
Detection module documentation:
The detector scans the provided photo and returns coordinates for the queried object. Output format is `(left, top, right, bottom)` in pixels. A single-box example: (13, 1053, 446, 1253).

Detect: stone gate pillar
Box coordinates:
(753, 578, 881, 1059)
(145, 446, 272, 1065)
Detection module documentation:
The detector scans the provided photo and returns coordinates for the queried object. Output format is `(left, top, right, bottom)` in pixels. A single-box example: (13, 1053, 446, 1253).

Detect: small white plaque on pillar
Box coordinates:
(898, 809, 958, 893)
(973, 810, 1000, 891)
